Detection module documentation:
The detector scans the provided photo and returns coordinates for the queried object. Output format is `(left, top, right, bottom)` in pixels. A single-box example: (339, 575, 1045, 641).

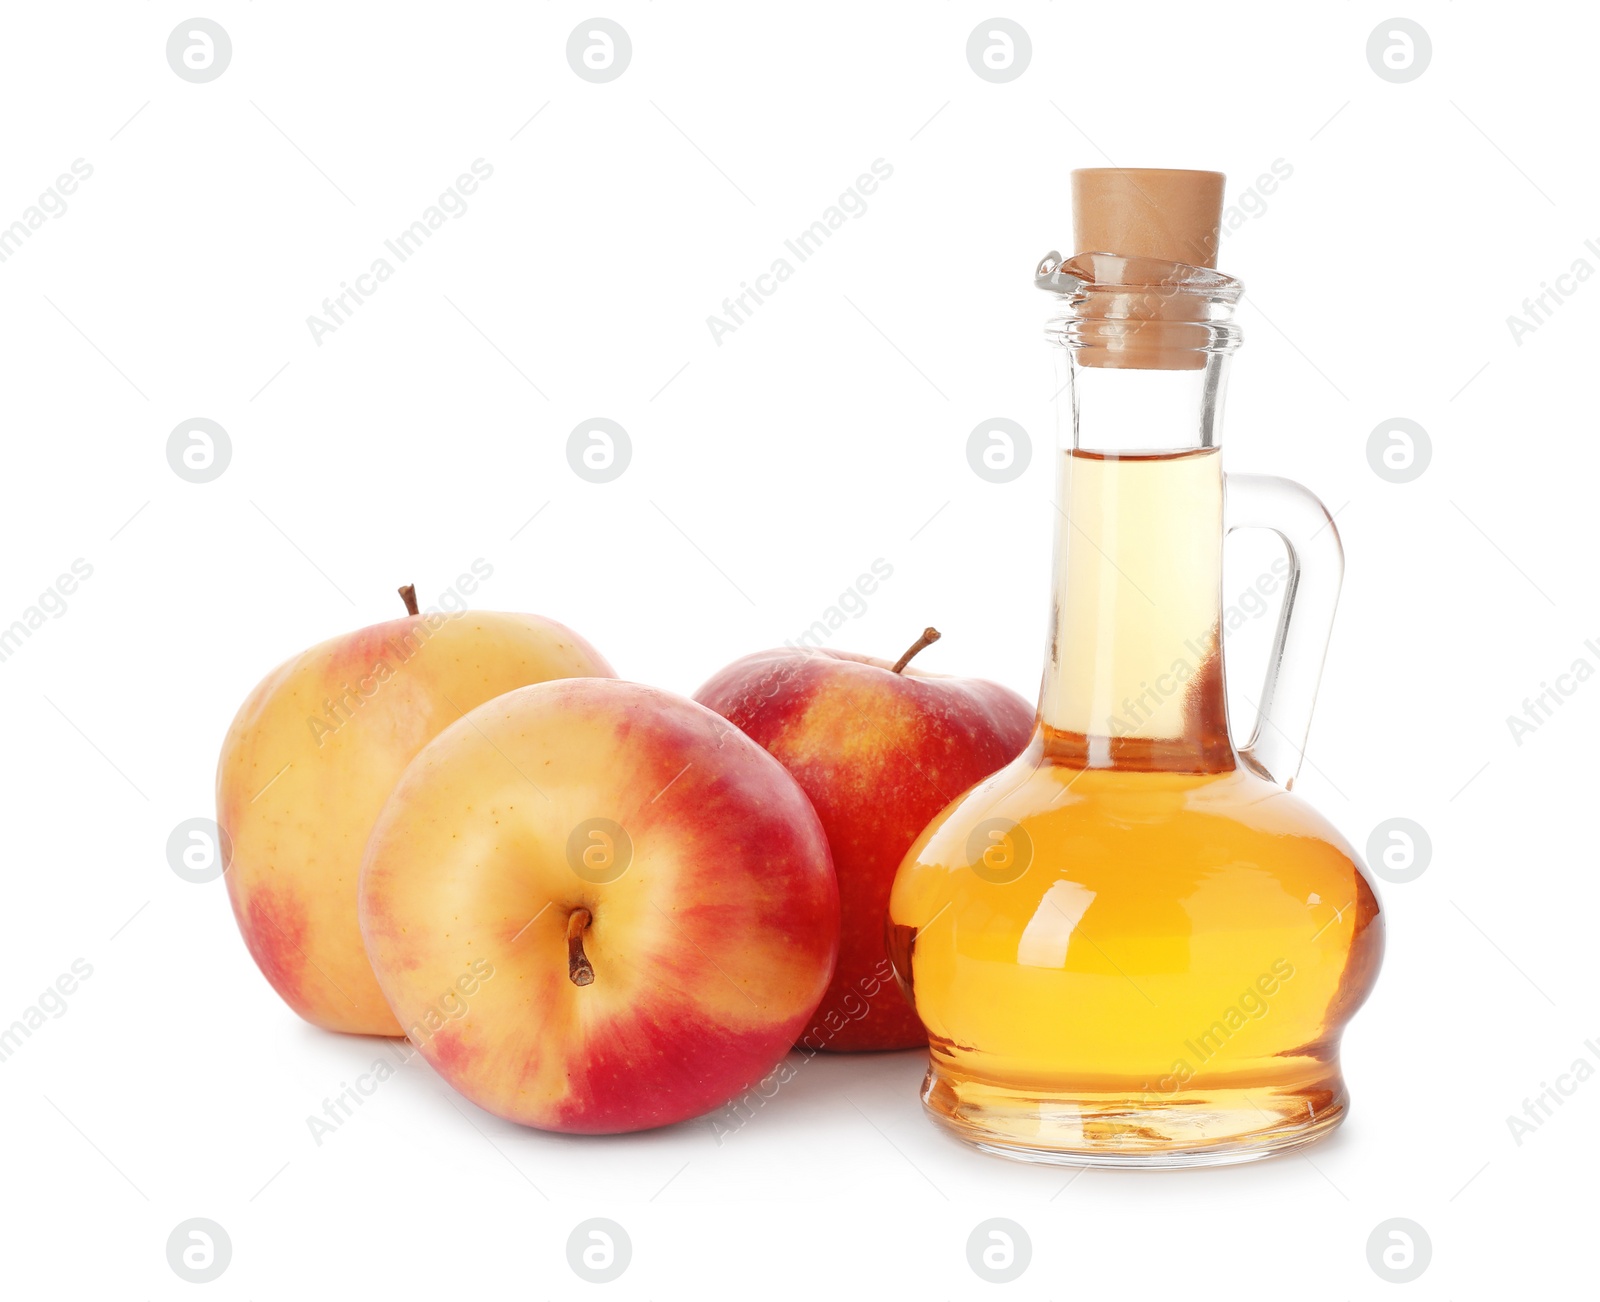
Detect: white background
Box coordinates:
(1, 3, 1592, 1296)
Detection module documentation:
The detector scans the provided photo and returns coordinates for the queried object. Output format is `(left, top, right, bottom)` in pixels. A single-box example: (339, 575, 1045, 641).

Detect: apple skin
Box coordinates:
(357, 678, 840, 1134)
(216, 608, 614, 1036)
(694, 647, 1034, 1051)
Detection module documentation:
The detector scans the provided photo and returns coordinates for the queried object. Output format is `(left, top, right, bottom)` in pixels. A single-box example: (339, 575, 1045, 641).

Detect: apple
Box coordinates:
(694, 629, 1034, 1051)
(357, 677, 839, 1134)
(216, 584, 615, 1036)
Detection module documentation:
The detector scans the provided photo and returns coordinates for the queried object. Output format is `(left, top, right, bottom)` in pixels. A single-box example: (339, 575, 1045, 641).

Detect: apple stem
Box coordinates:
(398, 584, 420, 617)
(891, 627, 941, 674)
(566, 908, 595, 987)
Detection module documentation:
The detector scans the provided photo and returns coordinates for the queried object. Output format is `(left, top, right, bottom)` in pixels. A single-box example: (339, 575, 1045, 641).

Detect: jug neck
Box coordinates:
(1037, 349, 1237, 772)
(1033, 250, 1246, 772)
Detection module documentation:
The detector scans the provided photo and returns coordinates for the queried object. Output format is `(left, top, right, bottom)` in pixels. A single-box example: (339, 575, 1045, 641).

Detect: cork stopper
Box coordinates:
(1067, 168, 1227, 370)
(1072, 168, 1224, 267)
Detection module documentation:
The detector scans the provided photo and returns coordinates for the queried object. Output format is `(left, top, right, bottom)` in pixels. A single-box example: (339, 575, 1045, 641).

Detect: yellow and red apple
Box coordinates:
(358, 678, 839, 1133)
(216, 586, 614, 1035)
(695, 630, 1033, 1051)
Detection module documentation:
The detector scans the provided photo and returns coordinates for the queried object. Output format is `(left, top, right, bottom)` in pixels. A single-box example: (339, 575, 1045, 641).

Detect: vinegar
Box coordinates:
(886, 449, 1383, 1165)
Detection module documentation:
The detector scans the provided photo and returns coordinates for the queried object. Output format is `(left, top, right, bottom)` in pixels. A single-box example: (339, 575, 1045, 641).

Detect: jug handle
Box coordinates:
(1223, 473, 1345, 790)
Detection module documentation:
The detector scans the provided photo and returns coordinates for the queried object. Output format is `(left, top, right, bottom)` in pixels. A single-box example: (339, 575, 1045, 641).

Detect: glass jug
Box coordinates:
(887, 239, 1383, 1167)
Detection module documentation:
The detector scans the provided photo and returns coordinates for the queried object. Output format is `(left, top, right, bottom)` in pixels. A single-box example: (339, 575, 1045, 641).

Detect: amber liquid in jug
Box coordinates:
(887, 170, 1382, 1166)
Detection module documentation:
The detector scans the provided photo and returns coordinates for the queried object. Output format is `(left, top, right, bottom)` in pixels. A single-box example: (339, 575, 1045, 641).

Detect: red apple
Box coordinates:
(216, 584, 615, 1035)
(695, 629, 1033, 1051)
(358, 678, 839, 1133)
